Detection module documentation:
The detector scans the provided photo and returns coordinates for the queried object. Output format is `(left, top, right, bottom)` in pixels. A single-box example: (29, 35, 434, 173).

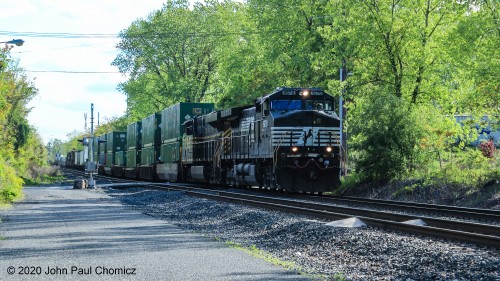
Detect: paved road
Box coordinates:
(0, 185, 311, 281)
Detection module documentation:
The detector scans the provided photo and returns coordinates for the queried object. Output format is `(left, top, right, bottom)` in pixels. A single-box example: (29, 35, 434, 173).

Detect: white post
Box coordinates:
(87, 103, 96, 188)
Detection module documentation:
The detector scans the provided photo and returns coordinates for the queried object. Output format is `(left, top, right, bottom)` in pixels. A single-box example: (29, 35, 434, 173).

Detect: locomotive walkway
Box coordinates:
(0, 185, 310, 281)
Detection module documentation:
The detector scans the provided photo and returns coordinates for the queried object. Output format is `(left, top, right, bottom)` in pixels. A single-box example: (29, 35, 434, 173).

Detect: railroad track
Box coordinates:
(300, 194, 500, 223)
(61, 168, 136, 184)
(136, 183, 500, 248)
(59, 169, 500, 248)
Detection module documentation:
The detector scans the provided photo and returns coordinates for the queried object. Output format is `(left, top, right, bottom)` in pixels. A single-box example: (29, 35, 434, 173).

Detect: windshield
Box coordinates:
(305, 100, 333, 111)
(271, 100, 302, 111)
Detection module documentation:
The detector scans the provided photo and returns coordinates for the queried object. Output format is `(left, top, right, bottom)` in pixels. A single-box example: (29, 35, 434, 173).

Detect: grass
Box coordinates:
(22, 174, 65, 186)
(225, 241, 298, 270)
(0, 216, 5, 241)
(222, 240, 343, 280)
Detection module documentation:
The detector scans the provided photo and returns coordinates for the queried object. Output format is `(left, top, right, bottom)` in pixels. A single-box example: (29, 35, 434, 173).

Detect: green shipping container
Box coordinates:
(92, 136, 100, 156)
(142, 113, 161, 148)
(106, 131, 127, 153)
(141, 146, 159, 166)
(127, 121, 142, 150)
(105, 153, 114, 168)
(159, 103, 213, 164)
(160, 142, 181, 163)
(126, 149, 141, 168)
(115, 151, 126, 166)
(98, 134, 107, 156)
(160, 102, 214, 143)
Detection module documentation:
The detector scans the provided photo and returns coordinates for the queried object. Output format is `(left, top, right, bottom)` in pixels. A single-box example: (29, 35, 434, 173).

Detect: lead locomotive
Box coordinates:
(181, 87, 341, 192)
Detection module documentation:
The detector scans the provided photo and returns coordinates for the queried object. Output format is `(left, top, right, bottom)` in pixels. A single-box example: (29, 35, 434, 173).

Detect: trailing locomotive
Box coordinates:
(67, 87, 342, 193)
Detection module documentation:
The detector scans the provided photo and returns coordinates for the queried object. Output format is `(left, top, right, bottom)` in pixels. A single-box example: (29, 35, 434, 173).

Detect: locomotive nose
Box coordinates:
(308, 170, 317, 180)
(273, 110, 339, 127)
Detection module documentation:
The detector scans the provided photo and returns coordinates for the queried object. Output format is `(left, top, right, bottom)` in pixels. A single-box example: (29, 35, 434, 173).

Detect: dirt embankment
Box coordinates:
(343, 179, 500, 210)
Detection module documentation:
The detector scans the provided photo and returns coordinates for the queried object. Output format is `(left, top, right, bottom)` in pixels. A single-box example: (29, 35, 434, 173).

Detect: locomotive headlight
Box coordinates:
(291, 146, 299, 153)
(301, 90, 309, 97)
(326, 146, 333, 153)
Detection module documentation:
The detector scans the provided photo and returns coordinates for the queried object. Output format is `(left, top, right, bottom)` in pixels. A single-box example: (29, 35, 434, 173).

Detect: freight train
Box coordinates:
(66, 87, 342, 192)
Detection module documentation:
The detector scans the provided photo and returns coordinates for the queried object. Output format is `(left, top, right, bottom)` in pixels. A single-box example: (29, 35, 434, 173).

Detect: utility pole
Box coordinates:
(86, 103, 97, 188)
(84, 113, 87, 132)
(339, 59, 348, 176)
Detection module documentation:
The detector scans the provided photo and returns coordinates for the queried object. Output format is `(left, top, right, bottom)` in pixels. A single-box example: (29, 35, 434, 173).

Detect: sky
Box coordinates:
(0, 1, 185, 144)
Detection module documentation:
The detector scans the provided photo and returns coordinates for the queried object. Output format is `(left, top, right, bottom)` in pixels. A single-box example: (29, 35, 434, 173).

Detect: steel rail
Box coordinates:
(214, 191, 500, 236)
(155, 185, 500, 248)
(304, 194, 500, 222)
(61, 168, 134, 184)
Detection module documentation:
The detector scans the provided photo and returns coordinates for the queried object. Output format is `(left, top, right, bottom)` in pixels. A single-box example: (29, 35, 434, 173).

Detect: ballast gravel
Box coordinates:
(104, 187, 500, 280)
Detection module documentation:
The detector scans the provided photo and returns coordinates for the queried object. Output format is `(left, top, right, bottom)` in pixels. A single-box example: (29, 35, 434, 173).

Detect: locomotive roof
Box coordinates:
(259, 87, 328, 103)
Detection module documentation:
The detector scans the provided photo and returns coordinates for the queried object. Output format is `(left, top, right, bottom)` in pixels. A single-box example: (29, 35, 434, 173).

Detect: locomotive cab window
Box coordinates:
(271, 99, 302, 111)
(305, 100, 333, 111)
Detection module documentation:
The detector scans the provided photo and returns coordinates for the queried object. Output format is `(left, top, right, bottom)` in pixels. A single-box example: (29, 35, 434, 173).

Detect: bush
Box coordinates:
(23, 166, 63, 185)
(0, 156, 24, 204)
(479, 139, 495, 158)
(424, 148, 500, 188)
(348, 94, 423, 182)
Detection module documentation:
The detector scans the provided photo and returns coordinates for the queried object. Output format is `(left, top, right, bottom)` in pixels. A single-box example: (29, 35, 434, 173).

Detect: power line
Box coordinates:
(26, 70, 122, 74)
(11, 43, 113, 54)
(0, 31, 117, 39)
(0, 26, 306, 40)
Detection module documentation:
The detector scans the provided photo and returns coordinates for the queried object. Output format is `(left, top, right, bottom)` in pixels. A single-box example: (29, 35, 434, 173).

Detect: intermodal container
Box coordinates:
(98, 134, 107, 165)
(127, 121, 142, 150)
(106, 131, 127, 153)
(142, 113, 161, 148)
(160, 102, 214, 143)
(126, 149, 141, 168)
(141, 146, 159, 166)
(115, 151, 126, 166)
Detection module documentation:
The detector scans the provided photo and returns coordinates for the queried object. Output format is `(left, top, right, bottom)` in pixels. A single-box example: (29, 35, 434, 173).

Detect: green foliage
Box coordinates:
(0, 47, 48, 203)
(417, 148, 500, 189)
(0, 154, 24, 204)
(447, 0, 499, 117)
(46, 138, 63, 163)
(114, 0, 242, 118)
(94, 115, 129, 135)
(22, 166, 63, 186)
(348, 94, 424, 181)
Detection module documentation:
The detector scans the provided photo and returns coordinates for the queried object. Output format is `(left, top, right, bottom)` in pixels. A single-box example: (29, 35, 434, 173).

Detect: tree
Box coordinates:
(320, 0, 465, 105)
(447, 0, 499, 119)
(318, 0, 492, 182)
(114, 0, 240, 118)
(0, 47, 46, 202)
(46, 138, 64, 162)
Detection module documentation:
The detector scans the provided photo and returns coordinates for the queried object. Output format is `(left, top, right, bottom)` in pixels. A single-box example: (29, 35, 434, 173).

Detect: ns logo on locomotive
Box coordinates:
(67, 87, 342, 193)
